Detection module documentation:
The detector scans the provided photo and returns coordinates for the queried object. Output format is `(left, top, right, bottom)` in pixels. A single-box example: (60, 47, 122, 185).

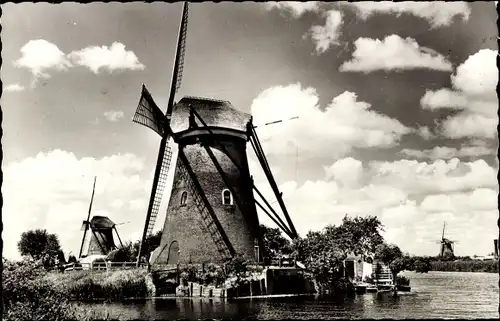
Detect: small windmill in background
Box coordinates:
(436, 222, 458, 259)
(78, 177, 124, 260)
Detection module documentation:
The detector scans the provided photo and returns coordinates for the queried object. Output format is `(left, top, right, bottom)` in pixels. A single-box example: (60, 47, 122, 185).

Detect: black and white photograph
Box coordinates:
(1, 1, 499, 320)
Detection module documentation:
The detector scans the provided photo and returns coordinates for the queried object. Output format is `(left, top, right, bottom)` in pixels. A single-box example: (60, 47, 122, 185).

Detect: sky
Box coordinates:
(1, 1, 498, 260)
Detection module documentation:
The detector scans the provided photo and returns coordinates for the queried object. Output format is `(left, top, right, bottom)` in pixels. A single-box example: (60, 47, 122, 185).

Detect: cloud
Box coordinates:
(68, 42, 145, 74)
(13, 40, 145, 83)
(4, 83, 25, 93)
(104, 110, 125, 122)
(13, 39, 72, 79)
(1, 150, 159, 260)
(309, 10, 343, 54)
(250, 84, 412, 160)
(416, 126, 437, 140)
(346, 1, 471, 28)
(420, 49, 498, 139)
(339, 35, 453, 73)
(400, 143, 494, 160)
(265, 1, 320, 17)
(256, 156, 497, 256)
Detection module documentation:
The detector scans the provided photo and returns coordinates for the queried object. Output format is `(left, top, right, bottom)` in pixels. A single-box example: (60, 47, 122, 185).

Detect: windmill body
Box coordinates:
(134, 2, 297, 268)
(149, 98, 262, 267)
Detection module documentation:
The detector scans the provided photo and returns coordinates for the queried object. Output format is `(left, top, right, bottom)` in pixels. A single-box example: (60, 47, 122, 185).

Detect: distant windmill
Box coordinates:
(436, 222, 458, 259)
(132, 2, 298, 268)
(78, 177, 124, 258)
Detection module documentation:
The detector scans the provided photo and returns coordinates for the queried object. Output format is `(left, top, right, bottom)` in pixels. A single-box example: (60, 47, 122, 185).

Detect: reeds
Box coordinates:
(430, 259, 498, 273)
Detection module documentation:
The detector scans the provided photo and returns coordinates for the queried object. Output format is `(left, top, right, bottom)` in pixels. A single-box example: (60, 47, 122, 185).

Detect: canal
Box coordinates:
(76, 271, 499, 319)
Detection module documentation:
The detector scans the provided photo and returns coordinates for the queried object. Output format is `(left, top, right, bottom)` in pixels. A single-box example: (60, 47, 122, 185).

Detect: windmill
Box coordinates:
(436, 222, 457, 259)
(132, 2, 298, 268)
(78, 177, 124, 259)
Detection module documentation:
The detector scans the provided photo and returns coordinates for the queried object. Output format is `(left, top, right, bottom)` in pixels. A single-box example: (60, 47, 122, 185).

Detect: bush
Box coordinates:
(2, 258, 77, 320)
(396, 275, 410, 286)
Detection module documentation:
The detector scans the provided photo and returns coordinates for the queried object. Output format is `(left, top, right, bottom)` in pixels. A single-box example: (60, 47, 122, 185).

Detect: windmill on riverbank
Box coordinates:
(436, 222, 457, 259)
(78, 177, 124, 259)
(132, 2, 298, 269)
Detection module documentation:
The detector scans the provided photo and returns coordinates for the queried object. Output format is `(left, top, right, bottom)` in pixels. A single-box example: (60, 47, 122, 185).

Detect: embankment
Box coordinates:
(430, 260, 497, 273)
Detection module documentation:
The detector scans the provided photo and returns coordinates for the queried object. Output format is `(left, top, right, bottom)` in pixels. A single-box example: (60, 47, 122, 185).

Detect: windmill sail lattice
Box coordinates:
(146, 142, 173, 236)
(174, 3, 188, 94)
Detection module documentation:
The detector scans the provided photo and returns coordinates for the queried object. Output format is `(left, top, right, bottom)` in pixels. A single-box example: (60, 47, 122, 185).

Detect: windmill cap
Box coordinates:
(90, 216, 116, 229)
(169, 96, 251, 134)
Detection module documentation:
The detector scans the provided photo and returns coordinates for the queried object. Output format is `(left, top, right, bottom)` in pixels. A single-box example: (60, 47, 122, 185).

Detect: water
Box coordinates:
(79, 272, 499, 319)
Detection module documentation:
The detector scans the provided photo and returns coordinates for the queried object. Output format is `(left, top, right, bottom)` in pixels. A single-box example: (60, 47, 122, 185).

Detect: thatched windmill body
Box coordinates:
(133, 2, 298, 268)
(79, 177, 124, 259)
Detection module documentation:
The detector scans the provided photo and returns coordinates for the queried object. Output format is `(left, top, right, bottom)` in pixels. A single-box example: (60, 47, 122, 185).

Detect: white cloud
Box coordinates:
(256, 156, 497, 256)
(346, 1, 471, 28)
(420, 88, 468, 110)
(417, 126, 437, 140)
(400, 143, 495, 160)
(265, 1, 320, 17)
(2, 150, 155, 260)
(250, 84, 412, 160)
(440, 112, 497, 139)
(421, 49, 498, 139)
(309, 10, 343, 54)
(13, 39, 72, 79)
(104, 110, 125, 122)
(68, 42, 145, 74)
(4, 83, 25, 93)
(13, 40, 145, 83)
(340, 35, 453, 73)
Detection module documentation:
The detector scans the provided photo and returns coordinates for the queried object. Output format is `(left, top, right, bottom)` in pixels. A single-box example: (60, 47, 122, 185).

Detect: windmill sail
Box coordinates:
(79, 176, 97, 258)
(135, 2, 189, 266)
(133, 85, 166, 136)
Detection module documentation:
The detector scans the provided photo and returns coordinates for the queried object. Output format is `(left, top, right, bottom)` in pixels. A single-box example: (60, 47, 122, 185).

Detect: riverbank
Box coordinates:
(429, 259, 497, 273)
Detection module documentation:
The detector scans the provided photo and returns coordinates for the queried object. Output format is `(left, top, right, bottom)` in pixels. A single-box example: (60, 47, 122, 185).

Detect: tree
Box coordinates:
(17, 229, 61, 269)
(260, 225, 292, 259)
(324, 215, 385, 257)
(118, 230, 163, 262)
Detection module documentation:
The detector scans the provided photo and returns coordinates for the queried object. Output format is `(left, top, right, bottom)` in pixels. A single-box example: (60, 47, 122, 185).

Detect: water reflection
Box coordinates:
(78, 272, 499, 320)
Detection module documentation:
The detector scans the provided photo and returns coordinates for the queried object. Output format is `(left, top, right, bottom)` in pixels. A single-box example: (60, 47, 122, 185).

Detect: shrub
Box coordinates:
(396, 275, 410, 286)
(2, 258, 77, 320)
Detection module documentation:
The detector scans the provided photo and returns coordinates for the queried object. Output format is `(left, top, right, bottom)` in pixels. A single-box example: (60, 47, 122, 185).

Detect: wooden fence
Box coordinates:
(62, 261, 147, 272)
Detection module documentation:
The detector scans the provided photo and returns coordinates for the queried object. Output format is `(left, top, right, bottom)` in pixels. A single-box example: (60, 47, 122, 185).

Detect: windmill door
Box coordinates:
(167, 241, 180, 264)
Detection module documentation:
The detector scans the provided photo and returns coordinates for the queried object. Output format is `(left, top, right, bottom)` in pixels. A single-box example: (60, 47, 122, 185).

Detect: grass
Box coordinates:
(44, 269, 149, 302)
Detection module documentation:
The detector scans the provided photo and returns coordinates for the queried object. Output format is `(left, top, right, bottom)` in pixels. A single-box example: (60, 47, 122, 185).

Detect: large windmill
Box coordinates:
(132, 2, 297, 268)
(436, 222, 457, 259)
(78, 177, 124, 259)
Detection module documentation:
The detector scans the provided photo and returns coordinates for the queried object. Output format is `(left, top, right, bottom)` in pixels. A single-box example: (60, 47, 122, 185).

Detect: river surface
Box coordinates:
(79, 272, 499, 319)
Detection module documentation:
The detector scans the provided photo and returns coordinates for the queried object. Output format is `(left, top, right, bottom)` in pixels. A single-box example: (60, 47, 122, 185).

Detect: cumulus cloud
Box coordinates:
(104, 110, 125, 122)
(400, 143, 494, 160)
(256, 156, 497, 256)
(346, 1, 471, 28)
(340, 35, 453, 73)
(420, 49, 498, 139)
(416, 126, 437, 140)
(13, 39, 72, 79)
(4, 83, 25, 93)
(2, 150, 175, 260)
(250, 84, 412, 160)
(265, 1, 320, 17)
(309, 10, 343, 54)
(13, 40, 145, 83)
(68, 42, 145, 74)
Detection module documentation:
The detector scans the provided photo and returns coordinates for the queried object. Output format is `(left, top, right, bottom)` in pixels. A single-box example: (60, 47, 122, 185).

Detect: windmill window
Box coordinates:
(222, 189, 233, 205)
(180, 191, 188, 206)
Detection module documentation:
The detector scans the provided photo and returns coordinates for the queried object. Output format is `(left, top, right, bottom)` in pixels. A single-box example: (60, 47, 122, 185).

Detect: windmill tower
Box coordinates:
(132, 2, 298, 268)
(78, 177, 124, 259)
(436, 222, 457, 259)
